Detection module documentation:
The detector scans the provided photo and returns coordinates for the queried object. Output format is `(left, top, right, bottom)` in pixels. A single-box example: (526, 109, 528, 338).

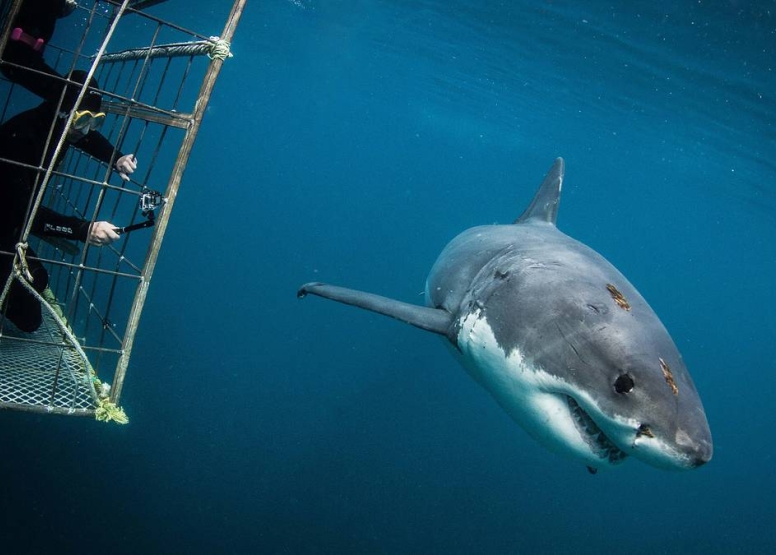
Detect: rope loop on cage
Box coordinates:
(206, 36, 232, 60)
(14, 242, 34, 283)
(95, 394, 129, 424)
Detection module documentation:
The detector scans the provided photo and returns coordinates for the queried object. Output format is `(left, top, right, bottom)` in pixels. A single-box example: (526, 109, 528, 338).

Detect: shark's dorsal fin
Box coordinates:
(514, 157, 565, 225)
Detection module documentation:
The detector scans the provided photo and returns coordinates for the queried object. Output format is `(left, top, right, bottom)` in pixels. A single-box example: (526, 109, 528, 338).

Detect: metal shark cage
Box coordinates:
(0, 0, 244, 421)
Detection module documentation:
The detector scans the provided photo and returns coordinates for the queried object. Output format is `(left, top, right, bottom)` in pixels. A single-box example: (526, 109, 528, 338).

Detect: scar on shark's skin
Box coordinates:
(660, 358, 679, 396)
(637, 424, 655, 438)
(606, 283, 631, 311)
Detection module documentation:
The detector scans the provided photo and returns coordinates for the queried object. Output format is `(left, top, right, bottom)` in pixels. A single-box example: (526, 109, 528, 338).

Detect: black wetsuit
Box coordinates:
(0, 101, 119, 332)
(1, 0, 73, 101)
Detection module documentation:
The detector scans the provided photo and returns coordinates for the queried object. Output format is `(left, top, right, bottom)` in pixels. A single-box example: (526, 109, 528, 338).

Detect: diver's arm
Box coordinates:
(77, 132, 137, 181)
(33, 209, 119, 246)
(32, 207, 89, 241)
(76, 130, 121, 165)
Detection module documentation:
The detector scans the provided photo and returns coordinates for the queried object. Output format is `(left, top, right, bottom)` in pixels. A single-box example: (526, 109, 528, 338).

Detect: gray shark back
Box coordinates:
(425, 156, 566, 314)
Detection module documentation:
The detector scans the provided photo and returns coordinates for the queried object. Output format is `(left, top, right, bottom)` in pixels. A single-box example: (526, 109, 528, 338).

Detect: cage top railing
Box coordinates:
(0, 62, 197, 127)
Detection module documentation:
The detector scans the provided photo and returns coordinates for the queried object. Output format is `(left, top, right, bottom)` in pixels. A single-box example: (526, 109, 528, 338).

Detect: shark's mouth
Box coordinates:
(566, 396, 628, 464)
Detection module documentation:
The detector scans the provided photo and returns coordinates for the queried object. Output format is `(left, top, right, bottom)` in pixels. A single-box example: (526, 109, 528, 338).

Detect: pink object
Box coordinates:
(10, 28, 45, 52)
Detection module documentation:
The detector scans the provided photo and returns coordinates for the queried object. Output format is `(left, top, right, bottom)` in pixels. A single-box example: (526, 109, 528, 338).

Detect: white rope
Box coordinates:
(14, 242, 34, 282)
(98, 37, 233, 63)
(207, 36, 232, 60)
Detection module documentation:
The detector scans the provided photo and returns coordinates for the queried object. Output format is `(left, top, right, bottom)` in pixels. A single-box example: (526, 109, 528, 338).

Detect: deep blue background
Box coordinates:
(2, 1, 775, 553)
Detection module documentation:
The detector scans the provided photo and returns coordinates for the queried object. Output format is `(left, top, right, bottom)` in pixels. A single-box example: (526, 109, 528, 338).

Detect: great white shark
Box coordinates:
(298, 158, 712, 472)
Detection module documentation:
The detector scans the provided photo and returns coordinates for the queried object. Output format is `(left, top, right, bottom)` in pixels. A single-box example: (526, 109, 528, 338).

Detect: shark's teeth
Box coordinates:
(566, 396, 628, 464)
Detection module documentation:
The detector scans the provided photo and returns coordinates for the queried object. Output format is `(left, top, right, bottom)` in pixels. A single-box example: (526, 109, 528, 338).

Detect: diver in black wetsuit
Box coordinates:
(0, 70, 138, 332)
(1, 0, 79, 101)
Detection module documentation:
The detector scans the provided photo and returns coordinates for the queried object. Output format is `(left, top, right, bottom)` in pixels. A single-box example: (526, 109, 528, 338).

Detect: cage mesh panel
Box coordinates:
(0, 308, 95, 412)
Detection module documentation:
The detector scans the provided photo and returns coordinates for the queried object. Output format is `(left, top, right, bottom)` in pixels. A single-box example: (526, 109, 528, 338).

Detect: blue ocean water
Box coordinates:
(2, 1, 775, 553)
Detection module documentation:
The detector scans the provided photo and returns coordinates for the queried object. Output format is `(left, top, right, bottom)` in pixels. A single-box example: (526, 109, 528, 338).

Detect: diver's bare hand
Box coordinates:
(88, 221, 120, 246)
(115, 154, 138, 181)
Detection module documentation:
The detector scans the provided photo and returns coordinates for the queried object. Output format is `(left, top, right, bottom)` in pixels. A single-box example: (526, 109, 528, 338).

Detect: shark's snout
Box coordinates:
(676, 427, 713, 468)
(628, 417, 713, 471)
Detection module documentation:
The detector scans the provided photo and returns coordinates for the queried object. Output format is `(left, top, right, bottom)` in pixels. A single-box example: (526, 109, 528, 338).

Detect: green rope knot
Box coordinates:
(207, 36, 232, 60)
(42, 286, 69, 328)
(95, 397, 129, 424)
(93, 376, 128, 424)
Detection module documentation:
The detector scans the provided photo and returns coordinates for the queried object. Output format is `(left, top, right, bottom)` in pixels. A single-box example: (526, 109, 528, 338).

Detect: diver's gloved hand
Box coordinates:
(88, 221, 121, 247)
(115, 154, 138, 181)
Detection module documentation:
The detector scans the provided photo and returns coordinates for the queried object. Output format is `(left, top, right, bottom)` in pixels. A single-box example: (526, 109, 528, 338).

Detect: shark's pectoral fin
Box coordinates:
(298, 282, 454, 338)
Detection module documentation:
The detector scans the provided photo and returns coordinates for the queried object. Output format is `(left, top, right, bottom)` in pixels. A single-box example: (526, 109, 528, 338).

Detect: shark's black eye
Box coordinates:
(614, 374, 634, 394)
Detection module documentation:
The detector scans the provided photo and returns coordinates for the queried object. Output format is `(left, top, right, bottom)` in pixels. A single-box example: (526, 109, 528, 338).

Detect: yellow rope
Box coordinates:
(42, 286, 70, 329)
(89, 375, 128, 424)
(95, 397, 129, 424)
